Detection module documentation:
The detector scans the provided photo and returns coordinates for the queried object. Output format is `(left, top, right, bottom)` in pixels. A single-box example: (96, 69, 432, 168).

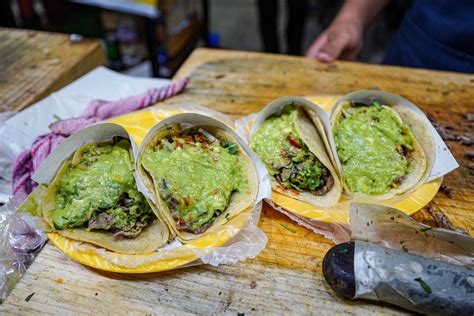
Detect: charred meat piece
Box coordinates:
(113, 222, 148, 240)
(88, 213, 115, 230)
(313, 169, 334, 196)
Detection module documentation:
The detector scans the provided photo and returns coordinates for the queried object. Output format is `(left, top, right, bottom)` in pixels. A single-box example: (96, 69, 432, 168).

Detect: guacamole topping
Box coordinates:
(251, 106, 333, 194)
(53, 140, 153, 239)
(140, 128, 247, 234)
(334, 101, 416, 195)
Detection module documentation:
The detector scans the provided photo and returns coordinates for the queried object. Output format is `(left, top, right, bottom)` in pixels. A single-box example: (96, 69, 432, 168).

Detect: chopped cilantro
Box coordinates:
(25, 292, 35, 302)
(414, 278, 432, 294)
(224, 142, 238, 155)
(372, 101, 382, 110)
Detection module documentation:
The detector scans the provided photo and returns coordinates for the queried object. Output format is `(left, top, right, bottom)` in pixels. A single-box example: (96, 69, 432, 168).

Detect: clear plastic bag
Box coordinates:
(0, 194, 47, 302)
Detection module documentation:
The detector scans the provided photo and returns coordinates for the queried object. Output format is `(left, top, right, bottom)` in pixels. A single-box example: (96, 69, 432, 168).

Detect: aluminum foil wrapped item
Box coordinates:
(354, 241, 473, 315)
(323, 203, 474, 315)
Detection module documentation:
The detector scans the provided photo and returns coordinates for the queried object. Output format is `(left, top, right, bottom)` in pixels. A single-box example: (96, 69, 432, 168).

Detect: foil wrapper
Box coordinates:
(354, 241, 474, 315)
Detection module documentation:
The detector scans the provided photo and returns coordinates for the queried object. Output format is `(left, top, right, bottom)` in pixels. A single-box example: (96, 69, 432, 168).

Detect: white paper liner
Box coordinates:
(270, 203, 351, 243)
(149, 103, 235, 130)
(32, 123, 137, 184)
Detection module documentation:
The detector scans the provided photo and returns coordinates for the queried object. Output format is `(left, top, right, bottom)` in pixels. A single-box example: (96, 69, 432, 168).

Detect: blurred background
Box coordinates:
(0, 0, 411, 78)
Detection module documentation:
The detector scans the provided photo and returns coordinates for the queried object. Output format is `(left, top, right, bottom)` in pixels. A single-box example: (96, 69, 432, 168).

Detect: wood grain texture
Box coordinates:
(0, 28, 105, 112)
(2, 48, 473, 315)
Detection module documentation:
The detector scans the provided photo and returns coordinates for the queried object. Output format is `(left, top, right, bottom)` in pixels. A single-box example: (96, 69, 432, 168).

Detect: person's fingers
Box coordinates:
(317, 32, 350, 62)
(317, 52, 334, 62)
(340, 43, 362, 60)
(305, 33, 328, 58)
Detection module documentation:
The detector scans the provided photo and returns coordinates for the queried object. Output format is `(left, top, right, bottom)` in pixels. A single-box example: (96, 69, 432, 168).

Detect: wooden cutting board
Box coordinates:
(0, 28, 104, 112)
(1, 48, 472, 315)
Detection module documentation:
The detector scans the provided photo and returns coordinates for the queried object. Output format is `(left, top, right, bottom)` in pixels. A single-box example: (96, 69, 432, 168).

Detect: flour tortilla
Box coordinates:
(42, 141, 170, 254)
(137, 124, 259, 243)
(331, 100, 435, 201)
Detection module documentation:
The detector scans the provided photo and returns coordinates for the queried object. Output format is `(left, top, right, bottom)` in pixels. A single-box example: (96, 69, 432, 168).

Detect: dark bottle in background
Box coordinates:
(104, 32, 123, 70)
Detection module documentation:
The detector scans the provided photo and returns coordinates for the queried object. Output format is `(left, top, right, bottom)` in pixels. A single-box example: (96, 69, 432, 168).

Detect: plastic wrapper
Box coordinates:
(0, 192, 47, 303)
(349, 204, 474, 314)
(29, 104, 271, 273)
(235, 93, 458, 242)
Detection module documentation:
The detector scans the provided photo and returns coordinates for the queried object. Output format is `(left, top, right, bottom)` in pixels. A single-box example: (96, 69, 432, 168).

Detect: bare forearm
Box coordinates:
(335, 0, 391, 31)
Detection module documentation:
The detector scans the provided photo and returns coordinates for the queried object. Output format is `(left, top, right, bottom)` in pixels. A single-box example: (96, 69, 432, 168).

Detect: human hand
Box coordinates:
(305, 16, 364, 62)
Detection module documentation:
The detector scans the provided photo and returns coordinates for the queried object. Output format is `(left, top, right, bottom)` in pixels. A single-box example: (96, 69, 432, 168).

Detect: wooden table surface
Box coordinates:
(2, 48, 473, 315)
(0, 28, 105, 112)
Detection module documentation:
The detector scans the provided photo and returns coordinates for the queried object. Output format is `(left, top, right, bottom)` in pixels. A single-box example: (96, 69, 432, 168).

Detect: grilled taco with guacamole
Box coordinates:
(250, 105, 342, 207)
(137, 124, 258, 242)
(332, 99, 434, 200)
(42, 139, 170, 254)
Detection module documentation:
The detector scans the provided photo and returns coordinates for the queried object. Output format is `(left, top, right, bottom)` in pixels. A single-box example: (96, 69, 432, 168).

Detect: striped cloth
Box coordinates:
(12, 77, 189, 200)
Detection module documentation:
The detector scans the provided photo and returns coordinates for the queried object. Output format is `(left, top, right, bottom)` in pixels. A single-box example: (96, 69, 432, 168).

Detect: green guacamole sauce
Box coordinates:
(334, 101, 415, 195)
(53, 140, 153, 237)
(251, 107, 332, 194)
(140, 129, 247, 234)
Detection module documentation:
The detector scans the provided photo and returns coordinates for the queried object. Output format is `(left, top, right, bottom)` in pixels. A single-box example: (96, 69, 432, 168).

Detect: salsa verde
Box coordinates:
(140, 129, 247, 234)
(334, 102, 416, 195)
(53, 140, 153, 238)
(251, 107, 333, 194)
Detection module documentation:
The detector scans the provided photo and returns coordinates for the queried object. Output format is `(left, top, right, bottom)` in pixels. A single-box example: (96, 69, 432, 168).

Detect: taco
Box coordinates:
(42, 139, 170, 254)
(332, 98, 434, 200)
(137, 124, 258, 242)
(250, 104, 341, 207)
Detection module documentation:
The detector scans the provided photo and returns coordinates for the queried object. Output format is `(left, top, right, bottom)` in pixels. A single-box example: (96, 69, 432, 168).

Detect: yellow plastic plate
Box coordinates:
(48, 107, 250, 273)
